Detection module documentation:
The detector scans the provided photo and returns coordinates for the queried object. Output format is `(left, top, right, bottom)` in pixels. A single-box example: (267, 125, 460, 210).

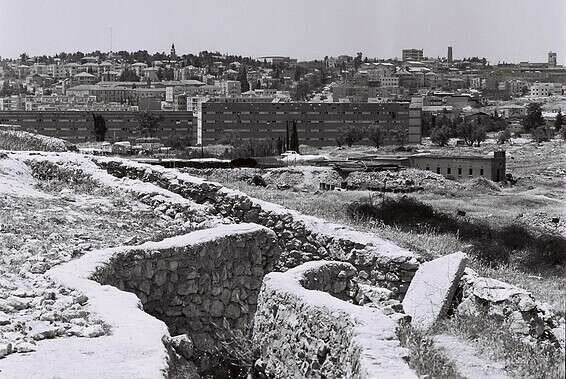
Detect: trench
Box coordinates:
(90, 226, 281, 378)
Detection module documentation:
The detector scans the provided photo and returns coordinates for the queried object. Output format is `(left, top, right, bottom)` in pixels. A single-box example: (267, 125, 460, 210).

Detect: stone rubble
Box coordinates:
(0, 155, 219, 361)
(457, 269, 565, 350)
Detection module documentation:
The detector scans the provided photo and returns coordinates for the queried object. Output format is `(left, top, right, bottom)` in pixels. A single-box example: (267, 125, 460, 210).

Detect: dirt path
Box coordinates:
(433, 334, 511, 379)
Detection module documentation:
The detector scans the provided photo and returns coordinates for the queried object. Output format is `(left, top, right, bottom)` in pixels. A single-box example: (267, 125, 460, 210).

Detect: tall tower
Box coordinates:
(548, 51, 557, 67)
(170, 43, 177, 59)
(447, 46, 453, 63)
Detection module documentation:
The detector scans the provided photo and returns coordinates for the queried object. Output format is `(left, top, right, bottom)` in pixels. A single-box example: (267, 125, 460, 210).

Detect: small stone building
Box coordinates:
(410, 151, 506, 181)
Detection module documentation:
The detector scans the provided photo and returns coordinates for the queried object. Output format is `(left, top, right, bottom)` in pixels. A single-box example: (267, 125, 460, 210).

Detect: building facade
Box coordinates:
(548, 51, 557, 67)
(410, 151, 506, 182)
(200, 102, 421, 147)
(0, 111, 196, 144)
(402, 49, 424, 62)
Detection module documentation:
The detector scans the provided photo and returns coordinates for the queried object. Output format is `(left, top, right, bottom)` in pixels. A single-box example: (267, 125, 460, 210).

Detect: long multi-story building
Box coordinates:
(199, 102, 421, 146)
(0, 111, 196, 144)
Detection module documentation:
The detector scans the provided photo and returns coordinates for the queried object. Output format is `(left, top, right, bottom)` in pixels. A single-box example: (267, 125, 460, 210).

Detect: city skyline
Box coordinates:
(0, 0, 564, 64)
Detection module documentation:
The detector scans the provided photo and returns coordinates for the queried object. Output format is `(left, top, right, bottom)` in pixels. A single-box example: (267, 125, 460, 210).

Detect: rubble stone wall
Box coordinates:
(96, 158, 420, 298)
(94, 224, 281, 353)
(253, 261, 417, 378)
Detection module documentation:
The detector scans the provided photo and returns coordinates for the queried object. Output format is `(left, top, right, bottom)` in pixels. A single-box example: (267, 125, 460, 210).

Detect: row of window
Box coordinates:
(425, 166, 485, 176)
(207, 111, 407, 116)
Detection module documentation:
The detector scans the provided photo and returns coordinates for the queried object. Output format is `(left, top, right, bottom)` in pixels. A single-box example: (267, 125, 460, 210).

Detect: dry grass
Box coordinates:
(435, 314, 565, 379)
(397, 324, 463, 378)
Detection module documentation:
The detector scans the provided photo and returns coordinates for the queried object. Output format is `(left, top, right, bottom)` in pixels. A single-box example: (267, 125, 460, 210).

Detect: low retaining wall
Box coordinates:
(95, 157, 420, 297)
(253, 261, 417, 378)
(94, 223, 280, 353)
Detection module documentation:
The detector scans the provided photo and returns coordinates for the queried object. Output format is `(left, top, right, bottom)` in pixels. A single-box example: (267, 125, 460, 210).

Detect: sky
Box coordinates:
(0, 0, 564, 64)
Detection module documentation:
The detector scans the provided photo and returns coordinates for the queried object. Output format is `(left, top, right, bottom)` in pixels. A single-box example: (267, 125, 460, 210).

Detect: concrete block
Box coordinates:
(402, 252, 467, 330)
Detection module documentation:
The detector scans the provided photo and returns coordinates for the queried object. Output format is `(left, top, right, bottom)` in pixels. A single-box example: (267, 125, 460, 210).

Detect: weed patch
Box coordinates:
(397, 324, 462, 378)
(436, 314, 565, 379)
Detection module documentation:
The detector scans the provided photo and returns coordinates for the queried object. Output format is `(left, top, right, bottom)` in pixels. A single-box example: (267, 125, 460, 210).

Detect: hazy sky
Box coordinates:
(1, 0, 564, 64)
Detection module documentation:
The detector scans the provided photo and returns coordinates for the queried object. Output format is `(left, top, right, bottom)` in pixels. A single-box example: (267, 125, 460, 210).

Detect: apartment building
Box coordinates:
(530, 82, 563, 97)
(0, 96, 24, 111)
(219, 80, 242, 97)
(379, 76, 400, 87)
(402, 49, 424, 62)
(199, 102, 421, 147)
(0, 111, 196, 144)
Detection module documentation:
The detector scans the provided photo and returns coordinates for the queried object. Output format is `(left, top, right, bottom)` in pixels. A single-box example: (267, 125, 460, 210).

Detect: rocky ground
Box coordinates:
(0, 154, 212, 359)
(182, 166, 343, 192)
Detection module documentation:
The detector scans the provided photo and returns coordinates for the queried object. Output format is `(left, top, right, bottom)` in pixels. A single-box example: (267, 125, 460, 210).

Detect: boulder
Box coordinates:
(0, 341, 12, 358)
(402, 252, 467, 330)
(170, 334, 194, 360)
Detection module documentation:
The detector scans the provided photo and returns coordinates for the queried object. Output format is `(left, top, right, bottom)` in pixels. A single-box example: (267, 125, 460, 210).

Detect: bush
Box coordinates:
(497, 129, 511, 144)
(346, 197, 566, 268)
(533, 126, 550, 143)
(0, 129, 68, 152)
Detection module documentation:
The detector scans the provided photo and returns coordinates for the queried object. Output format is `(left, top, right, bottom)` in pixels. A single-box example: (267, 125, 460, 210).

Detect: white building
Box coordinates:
(530, 82, 563, 97)
(379, 76, 399, 87)
(131, 62, 148, 77)
(220, 80, 241, 97)
(0, 95, 23, 111)
(32, 63, 49, 76)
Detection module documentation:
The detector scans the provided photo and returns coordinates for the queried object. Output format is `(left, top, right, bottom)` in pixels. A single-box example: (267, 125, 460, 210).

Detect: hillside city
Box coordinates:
(0, 46, 564, 156)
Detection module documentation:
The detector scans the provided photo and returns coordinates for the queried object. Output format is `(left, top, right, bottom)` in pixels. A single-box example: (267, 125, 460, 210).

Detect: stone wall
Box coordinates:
(95, 158, 420, 298)
(94, 224, 280, 353)
(253, 260, 417, 378)
(19, 223, 279, 378)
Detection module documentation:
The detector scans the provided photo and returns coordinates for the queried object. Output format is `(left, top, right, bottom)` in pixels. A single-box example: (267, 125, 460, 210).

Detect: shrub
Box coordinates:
(0, 129, 68, 152)
(346, 197, 566, 268)
(533, 126, 550, 143)
(497, 128, 511, 144)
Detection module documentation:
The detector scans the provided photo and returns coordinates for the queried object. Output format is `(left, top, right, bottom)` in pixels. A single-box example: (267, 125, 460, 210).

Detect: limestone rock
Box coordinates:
(170, 334, 194, 360)
(0, 341, 13, 358)
(403, 252, 467, 330)
(469, 277, 528, 303)
(6, 296, 31, 311)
